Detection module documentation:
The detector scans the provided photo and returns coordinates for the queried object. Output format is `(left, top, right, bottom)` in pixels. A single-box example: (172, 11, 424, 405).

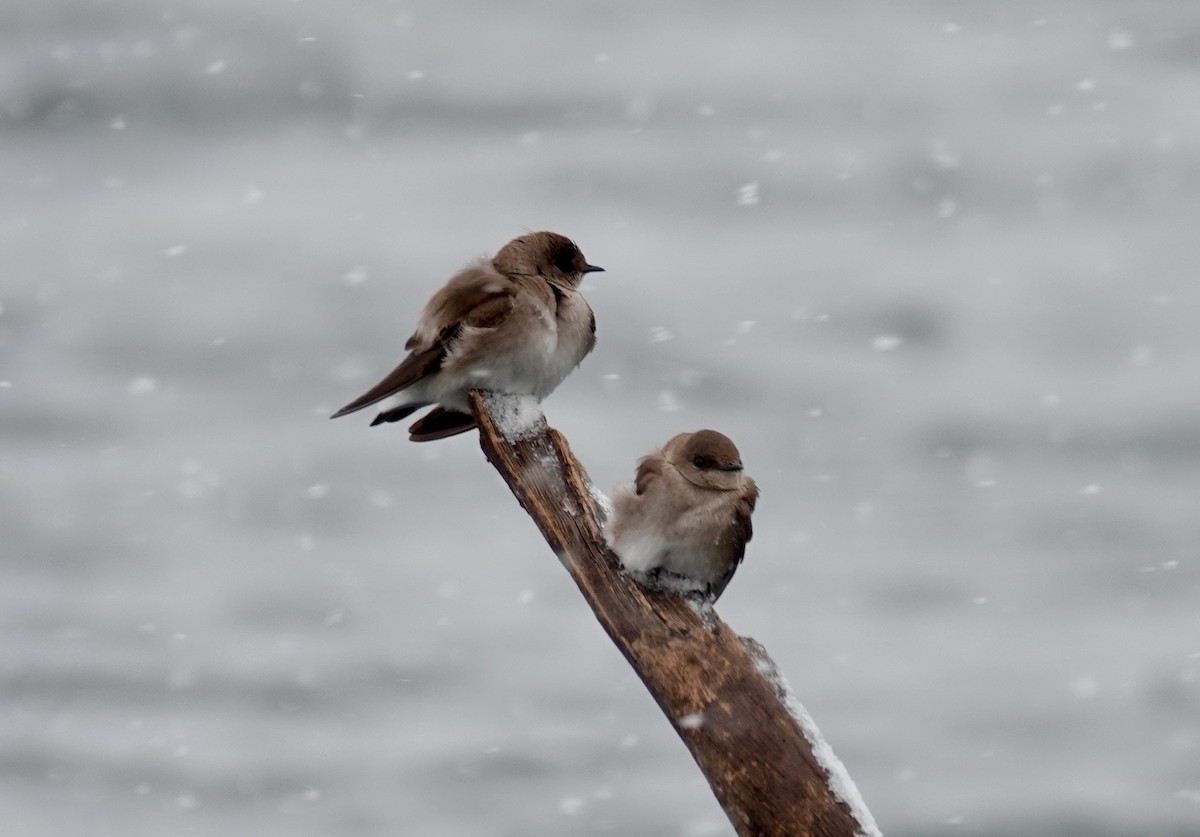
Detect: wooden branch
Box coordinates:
(467, 391, 878, 837)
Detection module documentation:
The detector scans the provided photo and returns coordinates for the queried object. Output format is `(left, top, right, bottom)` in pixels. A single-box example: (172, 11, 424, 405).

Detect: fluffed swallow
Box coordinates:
(606, 430, 758, 601)
(331, 231, 603, 441)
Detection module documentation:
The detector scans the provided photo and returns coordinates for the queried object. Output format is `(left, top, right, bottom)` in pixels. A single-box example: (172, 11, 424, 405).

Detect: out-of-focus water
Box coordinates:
(3, 2, 1199, 835)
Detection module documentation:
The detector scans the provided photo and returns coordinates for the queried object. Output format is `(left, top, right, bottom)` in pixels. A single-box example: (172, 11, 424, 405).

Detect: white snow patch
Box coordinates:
(657, 390, 682, 412)
(484, 392, 544, 441)
(686, 596, 720, 629)
(1108, 29, 1133, 51)
(590, 483, 613, 521)
(927, 140, 961, 169)
(736, 181, 760, 206)
(342, 266, 369, 286)
(1130, 345, 1154, 365)
(558, 796, 585, 816)
(1070, 675, 1099, 700)
(648, 568, 708, 599)
(743, 638, 882, 837)
(677, 711, 705, 730)
(127, 376, 157, 395)
(1176, 788, 1200, 805)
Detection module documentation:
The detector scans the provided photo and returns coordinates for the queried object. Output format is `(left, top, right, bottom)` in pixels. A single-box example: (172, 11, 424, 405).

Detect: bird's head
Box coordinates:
(492, 231, 604, 288)
(665, 429, 746, 490)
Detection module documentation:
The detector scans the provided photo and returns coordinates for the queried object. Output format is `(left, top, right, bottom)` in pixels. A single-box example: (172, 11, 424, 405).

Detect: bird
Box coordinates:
(605, 430, 758, 602)
(331, 231, 603, 441)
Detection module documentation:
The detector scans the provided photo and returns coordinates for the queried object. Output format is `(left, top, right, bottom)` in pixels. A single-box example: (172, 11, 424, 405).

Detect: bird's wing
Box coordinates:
(330, 270, 515, 419)
(710, 479, 759, 601)
(329, 344, 445, 419)
(732, 479, 759, 555)
(633, 453, 668, 496)
(405, 268, 517, 350)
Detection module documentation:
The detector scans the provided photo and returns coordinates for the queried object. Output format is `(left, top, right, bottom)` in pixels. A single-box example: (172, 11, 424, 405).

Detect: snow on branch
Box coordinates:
(468, 391, 878, 837)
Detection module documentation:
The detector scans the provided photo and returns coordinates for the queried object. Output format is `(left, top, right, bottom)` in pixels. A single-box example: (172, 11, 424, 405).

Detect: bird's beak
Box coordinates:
(582, 264, 605, 274)
(720, 463, 744, 472)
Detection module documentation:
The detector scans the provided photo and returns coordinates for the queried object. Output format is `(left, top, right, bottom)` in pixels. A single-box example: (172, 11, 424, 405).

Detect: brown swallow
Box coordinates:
(606, 430, 758, 601)
(331, 231, 603, 441)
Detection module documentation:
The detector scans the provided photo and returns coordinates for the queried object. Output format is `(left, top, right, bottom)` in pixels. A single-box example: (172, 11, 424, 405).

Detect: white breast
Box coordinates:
(610, 529, 671, 573)
(534, 292, 593, 397)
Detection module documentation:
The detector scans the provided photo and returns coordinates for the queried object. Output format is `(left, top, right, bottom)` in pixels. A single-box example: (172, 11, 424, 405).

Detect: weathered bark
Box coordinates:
(467, 391, 875, 837)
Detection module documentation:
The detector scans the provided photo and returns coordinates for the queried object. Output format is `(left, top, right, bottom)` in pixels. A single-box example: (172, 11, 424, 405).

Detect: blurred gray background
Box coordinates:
(3, 1, 1199, 835)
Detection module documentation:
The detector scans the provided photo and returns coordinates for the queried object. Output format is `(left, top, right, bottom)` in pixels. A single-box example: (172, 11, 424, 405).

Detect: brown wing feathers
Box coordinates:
(328, 344, 445, 419)
(330, 277, 514, 420)
(634, 456, 667, 496)
(710, 482, 758, 601)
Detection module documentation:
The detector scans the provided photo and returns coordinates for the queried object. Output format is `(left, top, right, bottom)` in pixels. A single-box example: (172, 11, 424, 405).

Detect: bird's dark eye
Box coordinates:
(552, 248, 577, 273)
(692, 455, 709, 469)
